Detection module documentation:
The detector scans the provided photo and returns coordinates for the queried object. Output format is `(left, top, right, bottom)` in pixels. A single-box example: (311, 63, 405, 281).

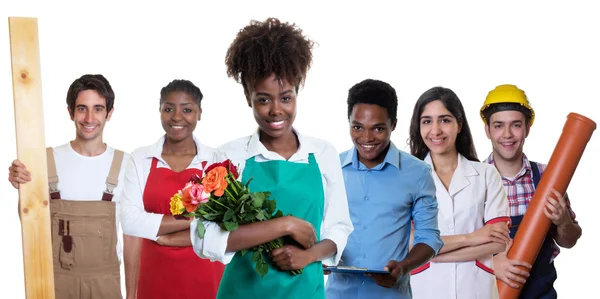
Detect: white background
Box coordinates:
(1, 0, 599, 298)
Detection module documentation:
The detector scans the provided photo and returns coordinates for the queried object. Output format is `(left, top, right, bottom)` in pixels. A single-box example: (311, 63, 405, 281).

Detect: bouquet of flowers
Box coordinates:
(169, 159, 302, 278)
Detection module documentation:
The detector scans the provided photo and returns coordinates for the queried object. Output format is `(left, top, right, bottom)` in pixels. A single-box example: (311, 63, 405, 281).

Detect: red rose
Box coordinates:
(205, 159, 239, 179)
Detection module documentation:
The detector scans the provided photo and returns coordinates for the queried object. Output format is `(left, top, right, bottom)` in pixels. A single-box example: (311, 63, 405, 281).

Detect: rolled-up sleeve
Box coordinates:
(484, 166, 510, 225)
(120, 154, 163, 241)
(190, 219, 235, 263)
(411, 165, 443, 255)
(318, 143, 354, 266)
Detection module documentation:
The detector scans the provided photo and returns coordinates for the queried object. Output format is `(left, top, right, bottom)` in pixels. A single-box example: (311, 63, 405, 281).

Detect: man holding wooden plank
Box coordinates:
(8, 74, 138, 299)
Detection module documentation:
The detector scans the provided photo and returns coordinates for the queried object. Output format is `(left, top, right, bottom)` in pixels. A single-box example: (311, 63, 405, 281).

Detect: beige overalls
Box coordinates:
(46, 147, 124, 299)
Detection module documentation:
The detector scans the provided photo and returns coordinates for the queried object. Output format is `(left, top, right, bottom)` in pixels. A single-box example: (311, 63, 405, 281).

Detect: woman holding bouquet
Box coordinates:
(187, 17, 353, 299)
(407, 86, 510, 299)
(119, 79, 225, 299)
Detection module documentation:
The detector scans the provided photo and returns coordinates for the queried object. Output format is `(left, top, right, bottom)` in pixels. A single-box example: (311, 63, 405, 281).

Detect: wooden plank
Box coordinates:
(8, 17, 55, 299)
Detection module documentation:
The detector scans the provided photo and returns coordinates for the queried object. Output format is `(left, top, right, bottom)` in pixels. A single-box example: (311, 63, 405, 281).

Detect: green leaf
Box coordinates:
(273, 210, 284, 218)
(256, 258, 269, 278)
(256, 210, 267, 221)
(266, 199, 276, 215)
(200, 213, 219, 221)
(224, 209, 234, 222)
(244, 213, 255, 222)
(252, 193, 266, 208)
(239, 193, 250, 203)
(251, 250, 261, 262)
(223, 221, 239, 231)
(241, 249, 249, 256)
(197, 222, 206, 239)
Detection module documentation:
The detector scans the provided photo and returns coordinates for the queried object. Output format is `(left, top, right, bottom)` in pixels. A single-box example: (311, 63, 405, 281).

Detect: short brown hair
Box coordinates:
(66, 74, 115, 117)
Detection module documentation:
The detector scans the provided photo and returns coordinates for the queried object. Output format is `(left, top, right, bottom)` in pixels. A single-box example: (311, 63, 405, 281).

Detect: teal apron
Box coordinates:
(217, 154, 325, 299)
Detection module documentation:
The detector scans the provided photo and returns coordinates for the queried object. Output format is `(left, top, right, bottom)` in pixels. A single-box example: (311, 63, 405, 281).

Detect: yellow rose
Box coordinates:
(169, 193, 185, 215)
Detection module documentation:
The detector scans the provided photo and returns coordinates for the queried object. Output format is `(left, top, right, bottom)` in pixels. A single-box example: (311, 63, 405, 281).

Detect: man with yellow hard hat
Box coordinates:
(480, 84, 582, 299)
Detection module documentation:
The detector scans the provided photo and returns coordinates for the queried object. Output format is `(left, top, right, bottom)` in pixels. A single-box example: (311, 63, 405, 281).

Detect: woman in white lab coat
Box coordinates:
(407, 86, 511, 299)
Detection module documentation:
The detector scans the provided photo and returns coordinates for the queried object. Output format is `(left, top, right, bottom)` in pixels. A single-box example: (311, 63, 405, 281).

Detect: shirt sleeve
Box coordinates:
(119, 154, 163, 241)
(484, 165, 511, 225)
(189, 147, 240, 264)
(318, 142, 354, 266)
(190, 219, 235, 263)
(411, 165, 444, 255)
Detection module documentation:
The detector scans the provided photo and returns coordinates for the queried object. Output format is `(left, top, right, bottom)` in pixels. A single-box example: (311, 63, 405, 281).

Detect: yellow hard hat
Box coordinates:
(480, 84, 535, 125)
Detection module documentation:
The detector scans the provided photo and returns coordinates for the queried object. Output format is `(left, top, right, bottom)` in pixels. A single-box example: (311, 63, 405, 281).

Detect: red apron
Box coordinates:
(137, 158, 225, 299)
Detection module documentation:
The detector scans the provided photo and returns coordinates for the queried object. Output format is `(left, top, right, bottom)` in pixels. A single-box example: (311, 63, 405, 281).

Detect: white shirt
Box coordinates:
(190, 129, 354, 265)
(119, 135, 219, 244)
(410, 153, 510, 299)
(51, 142, 130, 262)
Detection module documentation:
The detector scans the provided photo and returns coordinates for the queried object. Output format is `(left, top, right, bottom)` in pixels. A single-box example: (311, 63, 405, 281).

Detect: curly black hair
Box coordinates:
(159, 79, 203, 107)
(225, 17, 314, 99)
(347, 79, 398, 123)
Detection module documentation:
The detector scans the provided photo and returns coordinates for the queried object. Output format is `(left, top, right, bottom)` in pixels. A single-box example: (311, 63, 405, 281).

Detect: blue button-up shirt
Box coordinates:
(325, 142, 443, 299)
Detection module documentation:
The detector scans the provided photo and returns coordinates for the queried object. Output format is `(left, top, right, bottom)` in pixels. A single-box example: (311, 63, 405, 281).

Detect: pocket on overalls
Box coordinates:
(52, 213, 112, 268)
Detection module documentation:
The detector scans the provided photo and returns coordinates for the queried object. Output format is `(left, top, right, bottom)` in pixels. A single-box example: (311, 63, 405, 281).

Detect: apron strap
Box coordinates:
(307, 153, 317, 164)
(46, 147, 61, 200)
(102, 149, 125, 201)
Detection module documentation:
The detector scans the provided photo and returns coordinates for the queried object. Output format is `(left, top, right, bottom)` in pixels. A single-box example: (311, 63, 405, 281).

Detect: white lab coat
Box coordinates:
(410, 153, 510, 299)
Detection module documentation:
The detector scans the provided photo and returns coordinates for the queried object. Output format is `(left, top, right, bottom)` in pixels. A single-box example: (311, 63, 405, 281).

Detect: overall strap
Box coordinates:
(102, 150, 125, 201)
(46, 147, 61, 200)
(530, 161, 541, 189)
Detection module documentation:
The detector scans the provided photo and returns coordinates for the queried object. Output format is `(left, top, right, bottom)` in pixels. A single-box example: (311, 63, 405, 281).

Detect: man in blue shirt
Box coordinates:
(325, 79, 443, 298)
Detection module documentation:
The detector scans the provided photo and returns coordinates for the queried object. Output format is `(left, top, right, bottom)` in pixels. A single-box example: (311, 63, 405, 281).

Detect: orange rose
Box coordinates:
(202, 166, 228, 197)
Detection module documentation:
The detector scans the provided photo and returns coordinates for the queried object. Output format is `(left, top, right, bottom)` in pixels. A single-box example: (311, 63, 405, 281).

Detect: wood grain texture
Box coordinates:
(8, 16, 55, 299)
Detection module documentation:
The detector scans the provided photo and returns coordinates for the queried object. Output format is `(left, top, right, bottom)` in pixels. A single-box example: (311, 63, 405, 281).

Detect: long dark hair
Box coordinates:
(408, 86, 479, 162)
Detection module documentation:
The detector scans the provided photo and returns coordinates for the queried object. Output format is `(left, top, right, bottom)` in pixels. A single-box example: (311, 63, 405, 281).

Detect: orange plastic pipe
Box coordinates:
(498, 113, 596, 299)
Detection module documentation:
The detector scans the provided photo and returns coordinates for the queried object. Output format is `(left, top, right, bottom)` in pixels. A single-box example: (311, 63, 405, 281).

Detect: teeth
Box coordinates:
(84, 126, 95, 129)
(270, 121, 284, 126)
(172, 126, 184, 129)
(361, 144, 375, 148)
(431, 139, 443, 143)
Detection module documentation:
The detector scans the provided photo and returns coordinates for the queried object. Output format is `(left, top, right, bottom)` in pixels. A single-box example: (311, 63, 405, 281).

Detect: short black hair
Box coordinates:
(482, 102, 533, 125)
(159, 79, 203, 107)
(66, 74, 114, 117)
(347, 79, 398, 123)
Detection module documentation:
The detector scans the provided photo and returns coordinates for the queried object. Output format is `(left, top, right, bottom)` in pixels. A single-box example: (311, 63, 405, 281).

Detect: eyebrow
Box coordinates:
(255, 90, 294, 97)
(420, 114, 454, 119)
(492, 120, 523, 124)
(163, 102, 192, 106)
(76, 104, 106, 108)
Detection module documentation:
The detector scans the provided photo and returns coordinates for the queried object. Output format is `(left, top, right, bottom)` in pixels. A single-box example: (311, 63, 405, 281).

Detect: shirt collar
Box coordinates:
(245, 127, 313, 161)
(485, 152, 532, 179)
(144, 134, 215, 164)
(342, 142, 401, 170)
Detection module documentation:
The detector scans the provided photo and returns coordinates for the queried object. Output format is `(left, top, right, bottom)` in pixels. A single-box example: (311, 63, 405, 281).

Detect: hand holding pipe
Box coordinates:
(498, 113, 596, 299)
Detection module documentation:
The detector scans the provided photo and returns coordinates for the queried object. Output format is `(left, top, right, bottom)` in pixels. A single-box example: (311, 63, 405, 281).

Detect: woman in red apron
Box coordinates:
(121, 79, 224, 299)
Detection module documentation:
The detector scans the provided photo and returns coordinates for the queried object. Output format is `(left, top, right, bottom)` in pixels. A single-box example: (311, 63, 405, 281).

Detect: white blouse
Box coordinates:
(190, 129, 354, 265)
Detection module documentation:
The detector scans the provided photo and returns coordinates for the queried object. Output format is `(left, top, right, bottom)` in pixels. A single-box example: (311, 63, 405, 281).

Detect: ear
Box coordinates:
(68, 107, 74, 121)
(391, 119, 397, 131)
(458, 122, 463, 133)
(106, 107, 114, 121)
(525, 123, 531, 138)
(484, 124, 491, 139)
(197, 107, 202, 121)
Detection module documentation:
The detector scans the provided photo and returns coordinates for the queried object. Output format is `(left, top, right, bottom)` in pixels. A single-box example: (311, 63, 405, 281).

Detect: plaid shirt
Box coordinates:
(484, 153, 577, 260)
